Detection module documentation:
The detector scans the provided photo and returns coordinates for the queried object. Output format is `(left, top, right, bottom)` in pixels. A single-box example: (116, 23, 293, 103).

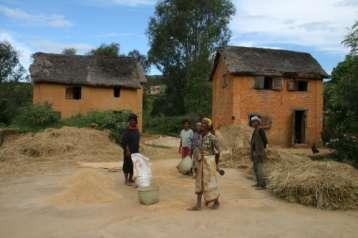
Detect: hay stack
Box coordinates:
(265, 151, 358, 210)
(216, 124, 253, 168)
(0, 127, 122, 162)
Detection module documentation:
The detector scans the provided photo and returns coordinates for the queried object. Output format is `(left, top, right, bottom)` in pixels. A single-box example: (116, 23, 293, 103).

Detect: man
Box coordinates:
(121, 113, 140, 186)
(179, 119, 193, 159)
(250, 116, 268, 189)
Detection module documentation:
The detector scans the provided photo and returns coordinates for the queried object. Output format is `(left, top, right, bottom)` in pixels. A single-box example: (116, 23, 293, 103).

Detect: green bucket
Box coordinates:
(137, 185, 159, 205)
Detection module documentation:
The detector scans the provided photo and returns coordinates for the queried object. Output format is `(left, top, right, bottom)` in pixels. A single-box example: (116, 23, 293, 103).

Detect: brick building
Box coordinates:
(30, 53, 146, 130)
(211, 46, 329, 146)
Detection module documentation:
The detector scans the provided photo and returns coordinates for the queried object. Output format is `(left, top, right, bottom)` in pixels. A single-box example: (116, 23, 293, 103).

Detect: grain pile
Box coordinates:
(0, 127, 122, 162)
(49, 169, 121, 205)
(217, 125, 358, 210)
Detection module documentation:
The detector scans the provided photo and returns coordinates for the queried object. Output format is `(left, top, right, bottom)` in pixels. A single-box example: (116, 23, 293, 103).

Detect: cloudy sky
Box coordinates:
(0, 0, 357, 75)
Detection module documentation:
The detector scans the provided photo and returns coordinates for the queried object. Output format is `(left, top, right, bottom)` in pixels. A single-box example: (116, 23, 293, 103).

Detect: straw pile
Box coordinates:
(49, 169, 121, 205)
(265, 150, 358, 210)
(0, 127, 122, 162)
(216, 124, 253, 168)
(217, 125, 358, 210)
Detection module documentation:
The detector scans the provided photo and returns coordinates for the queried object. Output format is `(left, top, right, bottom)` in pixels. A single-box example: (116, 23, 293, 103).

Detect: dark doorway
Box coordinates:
(293, 110, 306, 144)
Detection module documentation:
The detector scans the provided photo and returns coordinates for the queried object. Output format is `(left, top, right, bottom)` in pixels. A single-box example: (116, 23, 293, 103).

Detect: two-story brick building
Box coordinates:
(211, 46, 329, 146)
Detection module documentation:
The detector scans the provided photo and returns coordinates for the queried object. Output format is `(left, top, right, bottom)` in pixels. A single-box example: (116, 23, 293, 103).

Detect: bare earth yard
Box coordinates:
(0, 128, 357, 238)
(0, 158, 357, 238)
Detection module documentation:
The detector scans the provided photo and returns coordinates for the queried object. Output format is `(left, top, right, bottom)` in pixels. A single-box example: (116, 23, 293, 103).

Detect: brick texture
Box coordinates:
(33, 83, 143, 131)
(212, 61, 323, 147)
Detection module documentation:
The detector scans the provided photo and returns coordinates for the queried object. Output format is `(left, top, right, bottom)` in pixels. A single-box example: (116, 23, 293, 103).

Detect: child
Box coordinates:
(120, 113, 140, 186)
(179, 119, 194, 159)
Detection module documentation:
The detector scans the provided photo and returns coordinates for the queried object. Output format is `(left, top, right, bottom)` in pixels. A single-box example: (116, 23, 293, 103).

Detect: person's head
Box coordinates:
(182, 119, 190, 130)
(201, 118, 212, 133)
(128, 113, 138, 128)
(195, 122, 202, 132)
(250, 116, 261, 128)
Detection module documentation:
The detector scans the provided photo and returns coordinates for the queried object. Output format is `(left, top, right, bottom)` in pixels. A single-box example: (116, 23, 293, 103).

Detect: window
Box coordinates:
(114, 86, 121, 98)
(287, 80, 308, 91)
(255, 76, 283, 90)
(65, 86, 81, 100)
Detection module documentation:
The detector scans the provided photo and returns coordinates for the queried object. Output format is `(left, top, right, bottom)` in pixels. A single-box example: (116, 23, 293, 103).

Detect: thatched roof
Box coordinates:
(30, 53, 147, 89)
(211, 46, 329, 80)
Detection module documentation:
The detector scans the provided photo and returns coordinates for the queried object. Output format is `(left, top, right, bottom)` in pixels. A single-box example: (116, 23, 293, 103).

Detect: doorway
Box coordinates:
(292, 110, 306, 144)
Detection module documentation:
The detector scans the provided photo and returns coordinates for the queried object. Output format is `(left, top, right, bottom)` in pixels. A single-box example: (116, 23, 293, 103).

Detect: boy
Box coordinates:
(179, 119, 193, 159)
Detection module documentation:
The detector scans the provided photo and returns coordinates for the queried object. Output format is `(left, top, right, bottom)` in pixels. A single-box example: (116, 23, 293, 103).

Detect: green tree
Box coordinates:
(61, 48, 77, 55)
(128, 49, 150, 73)
(88, 42, 120, 57)
(342, 21, 358, 55)
(0, 41, 28, 82)
(324, 21, 358, 166)
(147, 0, 235, 115)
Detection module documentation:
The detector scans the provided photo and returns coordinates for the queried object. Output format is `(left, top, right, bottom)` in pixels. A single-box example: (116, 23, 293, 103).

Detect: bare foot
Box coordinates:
(187, 206, 201, 211)
(210, 201, 220, 210)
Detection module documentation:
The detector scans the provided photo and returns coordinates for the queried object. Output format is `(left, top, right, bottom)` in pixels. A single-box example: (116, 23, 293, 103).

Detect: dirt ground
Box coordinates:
(0, 157, 358, 238)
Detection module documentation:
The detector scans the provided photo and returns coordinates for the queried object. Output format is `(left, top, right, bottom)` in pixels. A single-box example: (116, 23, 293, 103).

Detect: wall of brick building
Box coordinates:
(212, 57, 234, 128)
(212, 64, 323, 147)
(33, 83, 143, 130)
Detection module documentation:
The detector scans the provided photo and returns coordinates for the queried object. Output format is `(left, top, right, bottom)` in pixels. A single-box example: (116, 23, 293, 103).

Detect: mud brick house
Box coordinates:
(30, 53, 146, 130)
(211, 46, 329, 146)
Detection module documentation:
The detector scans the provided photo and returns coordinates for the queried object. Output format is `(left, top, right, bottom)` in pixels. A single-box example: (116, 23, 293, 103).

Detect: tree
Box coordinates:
(0, 40, 28, 83)
(62, 48, 77, 55)
(128, 49, 150, 73)
(342, 21, 358, 55)
(324, 21, 358, 166)
(88, 42, 120, 57)
(147, 0, 235, 115)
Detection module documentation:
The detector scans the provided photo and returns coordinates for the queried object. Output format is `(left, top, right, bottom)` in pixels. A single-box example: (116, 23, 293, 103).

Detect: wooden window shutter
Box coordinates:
(272, 78, 283, 90)
(287, 80, 298, 91)
(254, 76, 265, 89)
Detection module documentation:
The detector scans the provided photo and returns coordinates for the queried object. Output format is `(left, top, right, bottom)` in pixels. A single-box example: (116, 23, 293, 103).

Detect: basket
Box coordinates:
(137, 185, 159, 205)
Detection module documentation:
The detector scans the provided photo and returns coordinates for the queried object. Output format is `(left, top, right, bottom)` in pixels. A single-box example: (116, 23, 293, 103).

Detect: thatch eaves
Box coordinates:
(210, 46, 329, 80)
(30, 53, 147, 89)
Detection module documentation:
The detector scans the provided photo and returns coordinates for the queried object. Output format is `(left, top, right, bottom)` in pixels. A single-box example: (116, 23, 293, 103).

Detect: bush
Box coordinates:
(326, 134, 358, 168)
(144, 114, 201, 136)
(0, 82, 32, 125)
(12, 103, 60, 131)
(62, 110, 132, 143)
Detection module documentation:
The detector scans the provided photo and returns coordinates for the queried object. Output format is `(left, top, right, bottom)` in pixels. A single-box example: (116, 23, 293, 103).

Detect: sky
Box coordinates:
(0, 0, 357, 75)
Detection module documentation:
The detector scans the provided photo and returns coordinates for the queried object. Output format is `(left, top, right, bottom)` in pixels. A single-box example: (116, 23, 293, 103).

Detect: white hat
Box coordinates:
(250, 116, 261, 123)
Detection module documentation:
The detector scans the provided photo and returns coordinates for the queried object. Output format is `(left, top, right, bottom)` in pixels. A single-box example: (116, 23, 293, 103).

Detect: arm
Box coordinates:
(212, 136, 220, 165)
(178, 130, 182, 154)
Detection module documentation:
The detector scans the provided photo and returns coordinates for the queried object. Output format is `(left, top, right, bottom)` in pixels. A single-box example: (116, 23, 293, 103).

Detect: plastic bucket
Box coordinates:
(137, 185, 159, 205)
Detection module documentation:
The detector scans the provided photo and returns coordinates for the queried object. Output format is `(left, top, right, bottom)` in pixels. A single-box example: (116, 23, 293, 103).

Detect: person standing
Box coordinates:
(121, 113, 140, 186)
(179, 119, 194, 159)
(189, 118, 220, 211)
(250, 116, 268, 189)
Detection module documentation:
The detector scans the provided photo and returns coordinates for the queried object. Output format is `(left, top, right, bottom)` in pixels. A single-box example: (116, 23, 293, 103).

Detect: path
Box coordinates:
(0, 159, 357, 238)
